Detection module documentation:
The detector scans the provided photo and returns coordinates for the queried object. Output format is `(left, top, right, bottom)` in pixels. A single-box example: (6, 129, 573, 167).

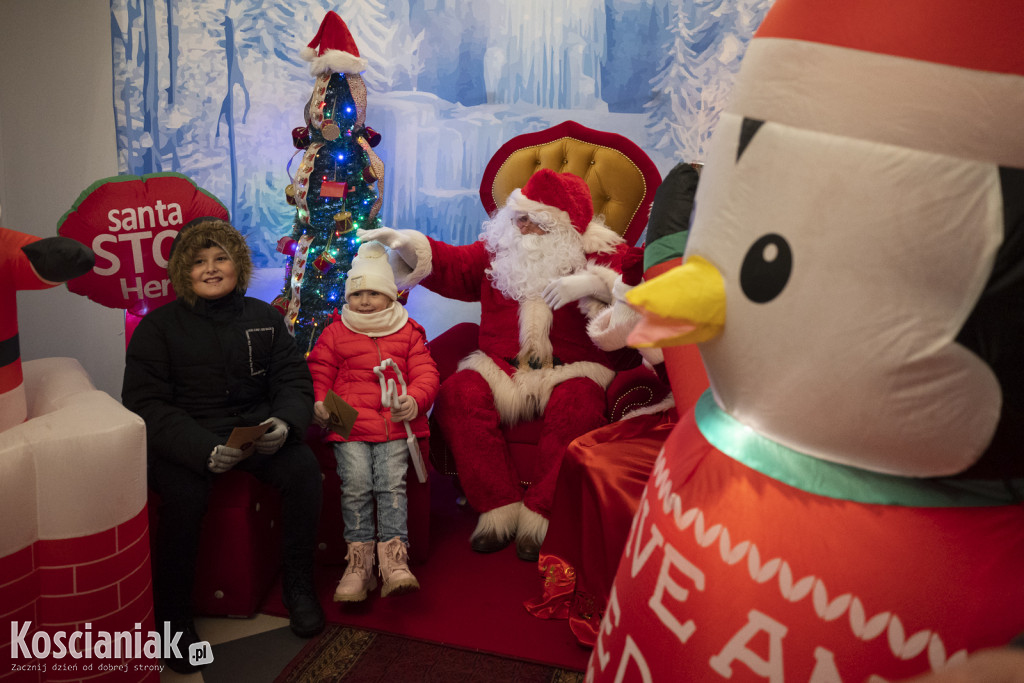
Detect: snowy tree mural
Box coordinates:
(110, 0, 773, 263)
(338, 0, 424, 91)
(646, 0, 773, 162)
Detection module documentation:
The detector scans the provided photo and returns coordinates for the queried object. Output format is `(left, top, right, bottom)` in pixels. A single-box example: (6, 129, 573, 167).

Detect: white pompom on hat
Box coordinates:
(300, 11, 369, 76)
(346, 241, 398, 300)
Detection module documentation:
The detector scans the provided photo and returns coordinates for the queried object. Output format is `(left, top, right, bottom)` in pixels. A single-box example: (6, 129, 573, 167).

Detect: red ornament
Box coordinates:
(333, 211, 353, 234)
(270, 294, 289, 314)
(320, 181, 348, 198)
(313, 252, 336, 273)
(291, 126, 311, 149)
(277, 237, 298, 256)
(364, 126, 382, 148)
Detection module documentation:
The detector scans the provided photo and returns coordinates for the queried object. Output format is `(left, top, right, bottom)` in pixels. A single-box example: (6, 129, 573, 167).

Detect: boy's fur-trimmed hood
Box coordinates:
(168, 218, 252, 305)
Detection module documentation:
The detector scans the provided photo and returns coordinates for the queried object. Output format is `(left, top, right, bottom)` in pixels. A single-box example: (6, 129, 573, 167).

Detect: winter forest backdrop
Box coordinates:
(110, 0, 773, 267)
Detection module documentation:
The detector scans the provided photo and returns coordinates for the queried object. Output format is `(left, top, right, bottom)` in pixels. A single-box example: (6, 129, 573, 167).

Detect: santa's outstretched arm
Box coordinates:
(358, 227, 492, 302)
(357, 227, 432, 289)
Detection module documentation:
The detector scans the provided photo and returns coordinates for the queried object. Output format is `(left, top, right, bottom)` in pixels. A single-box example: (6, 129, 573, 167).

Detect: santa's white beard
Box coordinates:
(481, 207, 587, 301)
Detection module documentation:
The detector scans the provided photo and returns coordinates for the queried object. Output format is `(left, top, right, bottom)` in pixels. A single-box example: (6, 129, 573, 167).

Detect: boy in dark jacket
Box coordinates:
(123, 218, 324, 674)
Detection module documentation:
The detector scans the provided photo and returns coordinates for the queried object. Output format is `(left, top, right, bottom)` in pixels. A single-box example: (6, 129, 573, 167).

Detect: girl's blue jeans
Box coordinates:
(333, 439, 410, 544)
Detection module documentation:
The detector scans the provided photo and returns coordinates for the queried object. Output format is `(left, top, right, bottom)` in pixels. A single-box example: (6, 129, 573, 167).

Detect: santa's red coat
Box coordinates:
(423, 237, 628, 517)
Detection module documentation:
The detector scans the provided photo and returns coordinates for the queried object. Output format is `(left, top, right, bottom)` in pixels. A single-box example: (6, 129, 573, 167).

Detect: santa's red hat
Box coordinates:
(506, 169, 593, 234)
(301, 11, 368, 76)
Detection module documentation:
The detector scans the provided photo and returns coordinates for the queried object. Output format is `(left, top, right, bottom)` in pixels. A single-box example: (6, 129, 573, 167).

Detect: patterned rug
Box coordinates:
(275, 625, 585, 682)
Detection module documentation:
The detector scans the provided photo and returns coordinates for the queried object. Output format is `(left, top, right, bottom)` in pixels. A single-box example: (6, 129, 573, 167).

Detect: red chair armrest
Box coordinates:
(428, 322, 480, 382)
(606, 365, 671, 422)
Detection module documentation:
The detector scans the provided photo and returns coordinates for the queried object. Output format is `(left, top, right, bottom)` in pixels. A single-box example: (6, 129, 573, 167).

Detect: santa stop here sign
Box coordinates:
(58, 172, 228, 316)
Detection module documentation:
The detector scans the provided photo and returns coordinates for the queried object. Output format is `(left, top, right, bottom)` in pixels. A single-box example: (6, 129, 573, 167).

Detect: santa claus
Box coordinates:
(360, 169, 632, 561)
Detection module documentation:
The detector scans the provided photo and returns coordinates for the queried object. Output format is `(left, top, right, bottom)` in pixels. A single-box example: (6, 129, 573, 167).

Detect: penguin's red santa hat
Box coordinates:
(300, 11, 368, 77)
(733, 0, 1024, 169)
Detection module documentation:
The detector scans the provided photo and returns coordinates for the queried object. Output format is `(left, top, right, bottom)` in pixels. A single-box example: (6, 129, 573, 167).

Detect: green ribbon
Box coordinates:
(694, 391, 1022, 507)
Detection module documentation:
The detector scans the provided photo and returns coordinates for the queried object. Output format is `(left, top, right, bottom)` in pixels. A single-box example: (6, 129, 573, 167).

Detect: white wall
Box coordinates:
(0, 0, 125, 398)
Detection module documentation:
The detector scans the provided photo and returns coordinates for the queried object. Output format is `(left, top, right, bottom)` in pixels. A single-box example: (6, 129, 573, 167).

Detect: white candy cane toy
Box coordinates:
(374, 358, 427, 483)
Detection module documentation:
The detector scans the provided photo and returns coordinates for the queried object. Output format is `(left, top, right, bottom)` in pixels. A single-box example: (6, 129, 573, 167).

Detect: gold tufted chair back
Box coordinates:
(479, 121, 661, 247)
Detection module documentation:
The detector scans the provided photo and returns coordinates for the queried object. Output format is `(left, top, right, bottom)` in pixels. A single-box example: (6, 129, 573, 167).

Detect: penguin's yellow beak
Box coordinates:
(625, 255, 726, 348)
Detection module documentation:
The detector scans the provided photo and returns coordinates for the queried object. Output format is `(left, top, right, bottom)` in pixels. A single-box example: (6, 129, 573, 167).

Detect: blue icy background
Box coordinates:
(110, 0, 773, 266)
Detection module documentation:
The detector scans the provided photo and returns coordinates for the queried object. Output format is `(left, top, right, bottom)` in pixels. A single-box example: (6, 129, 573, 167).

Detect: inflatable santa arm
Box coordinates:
(20, 235, 96, 284)
(1, 227, 95, 432)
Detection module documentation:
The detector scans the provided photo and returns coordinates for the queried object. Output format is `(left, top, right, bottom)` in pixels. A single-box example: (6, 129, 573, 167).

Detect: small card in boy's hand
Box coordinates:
(225, 422, 272, 456)
(324, 390, 358, 439)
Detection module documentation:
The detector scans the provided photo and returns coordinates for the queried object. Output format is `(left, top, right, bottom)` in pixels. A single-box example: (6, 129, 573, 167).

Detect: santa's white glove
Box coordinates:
(357, 227, 421, 270)
(208, 445, 246, 473)
(390, 394, 418, 422)
(542, 271, 611, 310)
(312, 401, 330, 429)
(255, 417, 288, 454)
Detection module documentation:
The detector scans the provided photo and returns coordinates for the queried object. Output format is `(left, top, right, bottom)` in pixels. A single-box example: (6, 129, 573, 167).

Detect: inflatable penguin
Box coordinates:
(0, 226, 94, 432)
(589, 1, 1024, 681)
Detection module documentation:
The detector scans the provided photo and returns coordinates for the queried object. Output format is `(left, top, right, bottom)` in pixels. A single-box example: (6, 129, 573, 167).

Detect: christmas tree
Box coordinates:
(274, 11, 385, 354)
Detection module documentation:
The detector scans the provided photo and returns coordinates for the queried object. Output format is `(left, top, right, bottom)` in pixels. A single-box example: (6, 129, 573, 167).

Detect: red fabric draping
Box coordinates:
(524, 409, 677, 646)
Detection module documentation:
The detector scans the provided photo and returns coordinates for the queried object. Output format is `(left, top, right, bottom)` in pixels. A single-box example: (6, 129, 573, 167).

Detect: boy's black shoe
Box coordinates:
(162, 620, 207, 674)
(282, 576, 325, 638)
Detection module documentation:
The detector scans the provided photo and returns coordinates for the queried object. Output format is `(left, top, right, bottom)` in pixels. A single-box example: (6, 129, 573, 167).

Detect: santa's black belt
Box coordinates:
(504, 356, 563, 370)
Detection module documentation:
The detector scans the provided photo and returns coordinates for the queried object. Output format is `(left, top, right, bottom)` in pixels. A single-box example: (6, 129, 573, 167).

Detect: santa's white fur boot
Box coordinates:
(469, 501, 522, 553)
(333, 541, 377, 602)
(515, 505, 549, 562)
(378, 537, 419, 597)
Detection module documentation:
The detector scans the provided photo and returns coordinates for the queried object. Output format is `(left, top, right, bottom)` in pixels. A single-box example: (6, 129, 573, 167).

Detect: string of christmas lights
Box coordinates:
(273, 65, 385, 354)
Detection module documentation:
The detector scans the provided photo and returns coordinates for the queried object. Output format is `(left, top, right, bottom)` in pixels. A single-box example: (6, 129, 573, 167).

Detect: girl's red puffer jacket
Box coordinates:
(307, 318, 439, 443)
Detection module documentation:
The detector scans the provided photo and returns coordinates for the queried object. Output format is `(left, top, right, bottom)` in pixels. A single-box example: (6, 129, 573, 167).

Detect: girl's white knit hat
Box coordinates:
(345, 241, 398, 300)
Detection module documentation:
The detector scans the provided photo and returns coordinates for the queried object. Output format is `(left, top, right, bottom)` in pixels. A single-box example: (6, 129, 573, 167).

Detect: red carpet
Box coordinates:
(262, 472, 591, 672)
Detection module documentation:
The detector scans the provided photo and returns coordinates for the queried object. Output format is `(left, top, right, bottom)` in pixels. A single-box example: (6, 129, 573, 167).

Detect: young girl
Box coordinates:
(307, 241, 439, 602)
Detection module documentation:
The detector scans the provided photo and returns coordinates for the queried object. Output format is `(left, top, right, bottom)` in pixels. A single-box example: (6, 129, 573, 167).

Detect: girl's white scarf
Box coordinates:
(340, 301, 408, 337)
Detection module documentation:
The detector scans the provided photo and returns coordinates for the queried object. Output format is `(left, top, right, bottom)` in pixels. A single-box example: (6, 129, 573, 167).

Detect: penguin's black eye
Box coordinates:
(740, 234, 792, 303)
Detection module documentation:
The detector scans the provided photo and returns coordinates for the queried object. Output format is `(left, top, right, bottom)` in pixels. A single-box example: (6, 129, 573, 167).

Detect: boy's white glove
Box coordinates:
(256, 417, 288, 454)
(390, 394, 418, 422)
(208, 445, 246, 473)
(357, 227, 421, 269)
(542, 271, 611, 310)
(312, 401, 330, 429)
